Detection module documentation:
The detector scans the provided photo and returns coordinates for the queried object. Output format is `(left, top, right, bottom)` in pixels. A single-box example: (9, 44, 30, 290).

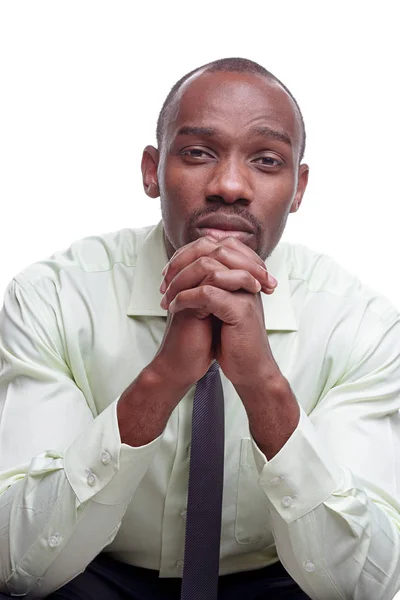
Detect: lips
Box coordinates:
(195, 213, 254, 234)
(193, 214, 255, 246)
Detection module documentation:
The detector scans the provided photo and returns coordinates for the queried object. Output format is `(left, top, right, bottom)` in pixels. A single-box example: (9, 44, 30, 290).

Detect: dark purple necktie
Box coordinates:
(180, 360, 225, 600)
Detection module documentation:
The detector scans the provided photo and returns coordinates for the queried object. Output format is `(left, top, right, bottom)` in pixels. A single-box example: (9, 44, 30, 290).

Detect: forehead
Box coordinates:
(165, 70, 301, 147)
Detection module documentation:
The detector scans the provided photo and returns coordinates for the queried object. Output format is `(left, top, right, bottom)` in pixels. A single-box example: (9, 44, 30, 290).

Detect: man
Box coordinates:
(0, 57, 400, 600)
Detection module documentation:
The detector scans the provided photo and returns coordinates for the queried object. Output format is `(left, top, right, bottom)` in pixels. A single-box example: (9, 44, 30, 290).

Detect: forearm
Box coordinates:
(265, 465, 400, 599)
(117, 358, 191, 447)
(247, 404, 400, 599)
(235, 367, 300, 461)
(0, 468, 132, 598)
(0, 397, 162, 597)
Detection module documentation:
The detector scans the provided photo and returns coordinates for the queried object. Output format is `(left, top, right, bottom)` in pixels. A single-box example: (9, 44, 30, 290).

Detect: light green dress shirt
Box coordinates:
(1, 220, 400, 599)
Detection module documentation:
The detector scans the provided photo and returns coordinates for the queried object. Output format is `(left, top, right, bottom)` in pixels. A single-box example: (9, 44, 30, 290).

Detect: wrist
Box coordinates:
(147, 354, 194, 396)
(234, 362, 283, 398)
(237, 372, 300, 460)
(236, 368, 297, 426)
(117, 362, 190, 447)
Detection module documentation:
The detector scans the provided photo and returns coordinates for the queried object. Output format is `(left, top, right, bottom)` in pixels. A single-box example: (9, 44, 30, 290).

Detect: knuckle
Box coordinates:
(223, 235, 240, 247)
(213, 246, 228, 260)
(201, 236, 218, 247)
(239, 269, 254, 285)
(204, 269, 221, 285)
(200, 285, 214, 300)
(240, 269, 252, 279)
(198, 256, 214, 270)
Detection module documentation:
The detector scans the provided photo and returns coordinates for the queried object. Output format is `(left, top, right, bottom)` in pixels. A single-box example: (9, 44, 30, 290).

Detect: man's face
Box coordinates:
(142, 70, 309, 261)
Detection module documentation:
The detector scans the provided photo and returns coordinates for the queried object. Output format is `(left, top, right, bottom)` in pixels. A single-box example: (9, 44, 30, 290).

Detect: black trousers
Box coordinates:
(0, 554, 311, 599)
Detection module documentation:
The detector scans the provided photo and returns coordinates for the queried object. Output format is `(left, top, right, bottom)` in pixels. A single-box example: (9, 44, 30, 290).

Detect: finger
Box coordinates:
(166, 234, 267, 272)
(222, 240, 277, 290)
(162, 236, 218, 273)
(217, 235, 269, 269)
(163, 235, 268, 280)
(161, 238, 277, 293)
(161, 265, 263, 309)
(168, 285, 253, 325)
(206, 245, 277, 290)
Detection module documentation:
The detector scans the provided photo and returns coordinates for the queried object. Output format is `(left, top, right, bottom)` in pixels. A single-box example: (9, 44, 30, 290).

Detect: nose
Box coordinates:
(205, 157, 253, 204)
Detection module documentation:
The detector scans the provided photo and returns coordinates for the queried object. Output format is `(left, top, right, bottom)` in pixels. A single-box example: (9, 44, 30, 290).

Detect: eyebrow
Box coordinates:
(176, 125, 292, 146)
(177, 126, 216, 137)
(249, 125, 292, 146)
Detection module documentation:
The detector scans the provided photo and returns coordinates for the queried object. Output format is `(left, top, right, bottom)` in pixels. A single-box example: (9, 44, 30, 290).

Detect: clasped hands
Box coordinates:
(159, 235, 280, 386)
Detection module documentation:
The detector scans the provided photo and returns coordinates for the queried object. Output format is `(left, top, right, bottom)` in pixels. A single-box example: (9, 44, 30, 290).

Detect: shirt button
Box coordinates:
(48, 533, 61, 548)
(177, 560, 184, 568)
(101, 451, 111, 465)
(304, 561, 315, 572)
(180, 509, 187, 519)
(85, 469, 96, 486)
(269, 476, 281, 485)
(282, 495, 293, 508)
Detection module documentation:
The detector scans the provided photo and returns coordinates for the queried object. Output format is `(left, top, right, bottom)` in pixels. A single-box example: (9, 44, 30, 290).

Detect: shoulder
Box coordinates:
(10, 225, 155, 293)
(277, 241, 399, 326)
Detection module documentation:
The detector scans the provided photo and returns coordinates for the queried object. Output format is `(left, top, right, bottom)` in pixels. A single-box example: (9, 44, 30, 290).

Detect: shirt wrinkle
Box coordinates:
(1, 220, 400, 599)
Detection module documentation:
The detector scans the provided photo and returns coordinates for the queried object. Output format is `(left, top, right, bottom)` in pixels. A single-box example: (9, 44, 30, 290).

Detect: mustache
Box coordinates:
(188, 204, 261, 235)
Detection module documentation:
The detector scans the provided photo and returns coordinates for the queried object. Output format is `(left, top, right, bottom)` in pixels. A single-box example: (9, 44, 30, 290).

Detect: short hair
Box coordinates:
(156, 57, 306, 161)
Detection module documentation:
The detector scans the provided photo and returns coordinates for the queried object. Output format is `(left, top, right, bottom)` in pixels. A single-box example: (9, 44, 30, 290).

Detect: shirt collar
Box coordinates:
(127, 220, 297, 332)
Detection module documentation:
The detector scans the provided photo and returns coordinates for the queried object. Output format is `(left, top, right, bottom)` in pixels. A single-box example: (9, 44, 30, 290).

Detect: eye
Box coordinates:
(180, 148, 214, 159)
(252, 156, 284, 168)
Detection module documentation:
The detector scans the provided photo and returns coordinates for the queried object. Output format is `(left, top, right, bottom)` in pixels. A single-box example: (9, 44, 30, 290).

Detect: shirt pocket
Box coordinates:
(234, 437, 274, 548)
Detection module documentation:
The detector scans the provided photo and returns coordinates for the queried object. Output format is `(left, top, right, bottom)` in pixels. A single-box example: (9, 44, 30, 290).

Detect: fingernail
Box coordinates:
(160, 280, 167, 294)
(161, 264, 168, 276)
(160, 294, 167, 308)
(269, 275, 278, 286)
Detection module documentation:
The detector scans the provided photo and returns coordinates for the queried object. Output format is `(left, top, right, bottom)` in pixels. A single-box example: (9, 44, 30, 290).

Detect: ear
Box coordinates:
(290, 163, 309, 213)
(141, 145, 160, 198)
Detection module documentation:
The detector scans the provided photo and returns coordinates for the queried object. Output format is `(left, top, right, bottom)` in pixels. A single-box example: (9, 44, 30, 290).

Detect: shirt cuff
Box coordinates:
(251, 405, 344, 523)
(64, 399, 163, 505)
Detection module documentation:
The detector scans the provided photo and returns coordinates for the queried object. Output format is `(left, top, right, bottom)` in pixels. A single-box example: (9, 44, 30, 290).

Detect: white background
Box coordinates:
(1, 1, 400, 309)
(0, 2, 400, 597)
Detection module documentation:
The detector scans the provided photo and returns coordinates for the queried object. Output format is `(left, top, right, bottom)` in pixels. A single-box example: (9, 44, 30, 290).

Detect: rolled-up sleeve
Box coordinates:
(0, 279, 161, 597)
(251, 306, 400, 600)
